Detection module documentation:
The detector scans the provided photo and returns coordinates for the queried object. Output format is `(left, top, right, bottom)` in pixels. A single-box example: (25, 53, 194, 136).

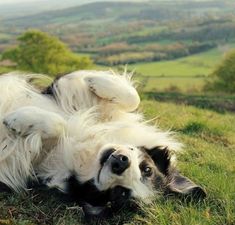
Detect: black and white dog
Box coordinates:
(0, 70, 206, 217)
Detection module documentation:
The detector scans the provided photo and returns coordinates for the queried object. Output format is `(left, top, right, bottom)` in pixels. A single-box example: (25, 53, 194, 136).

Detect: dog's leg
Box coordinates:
(44, 71, 140, 113)
(3, 106, 66, 139)
(84, 74, 140, 112)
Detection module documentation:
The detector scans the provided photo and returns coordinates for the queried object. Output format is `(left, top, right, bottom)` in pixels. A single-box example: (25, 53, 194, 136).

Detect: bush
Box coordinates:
(2, 30, 92, 76)
(205, 49, 235, 93)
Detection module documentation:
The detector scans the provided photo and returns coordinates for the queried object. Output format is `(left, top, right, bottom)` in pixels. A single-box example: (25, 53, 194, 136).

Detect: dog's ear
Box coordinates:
(166, 170, 206, 199)
(143, 146, 206, 199)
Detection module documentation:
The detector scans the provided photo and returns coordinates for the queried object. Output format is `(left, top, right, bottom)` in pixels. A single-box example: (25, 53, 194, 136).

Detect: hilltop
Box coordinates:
(3, 0, 234, 26)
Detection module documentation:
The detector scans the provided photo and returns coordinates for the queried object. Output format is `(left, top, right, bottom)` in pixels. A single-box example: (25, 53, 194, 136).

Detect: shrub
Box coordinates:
(205, 49, 235, 93)
(2, 30, 92, 77)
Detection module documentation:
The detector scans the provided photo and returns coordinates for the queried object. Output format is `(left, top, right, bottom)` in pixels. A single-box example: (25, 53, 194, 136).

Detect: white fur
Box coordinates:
(0, 70, 181, 201)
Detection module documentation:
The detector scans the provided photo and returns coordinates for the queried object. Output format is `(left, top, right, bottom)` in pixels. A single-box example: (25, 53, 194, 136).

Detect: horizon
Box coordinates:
(0, 0, 218, 5)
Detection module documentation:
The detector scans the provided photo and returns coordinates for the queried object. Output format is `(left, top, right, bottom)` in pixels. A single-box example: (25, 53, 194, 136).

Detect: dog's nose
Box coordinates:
(111, 154, 129, 175)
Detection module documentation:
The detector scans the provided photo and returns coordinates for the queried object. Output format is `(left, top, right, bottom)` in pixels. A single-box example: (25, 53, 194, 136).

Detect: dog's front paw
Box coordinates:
(3, 108, 38, 136)
(3, 107, 65, 138)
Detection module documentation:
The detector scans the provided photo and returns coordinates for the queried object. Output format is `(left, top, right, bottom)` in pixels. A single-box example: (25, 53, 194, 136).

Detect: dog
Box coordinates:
(0, 70, 206, 217)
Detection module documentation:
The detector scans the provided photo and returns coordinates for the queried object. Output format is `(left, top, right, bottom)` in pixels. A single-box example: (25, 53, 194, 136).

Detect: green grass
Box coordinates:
(129, 48, 223, 77)
(142, 92, 235, 113)
(126, 45, 235, 93)
(136, 77, 205, 92)
(0, 100, 234, 224)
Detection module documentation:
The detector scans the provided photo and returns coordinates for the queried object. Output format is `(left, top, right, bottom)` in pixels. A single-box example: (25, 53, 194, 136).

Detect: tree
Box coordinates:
(205, 49, 235, 93)
(2, 30, 92, 76)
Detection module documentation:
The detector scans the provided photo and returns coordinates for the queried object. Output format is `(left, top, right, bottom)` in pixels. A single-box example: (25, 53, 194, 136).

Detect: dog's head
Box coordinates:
(96, 144, 166, 201)
(66, 144, 206, 217)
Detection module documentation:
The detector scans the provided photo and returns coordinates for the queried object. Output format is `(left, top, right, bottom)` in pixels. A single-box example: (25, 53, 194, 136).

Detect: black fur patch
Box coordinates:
(65, 174, 133, 217)
(145, 147, 171, 175)
(42, 84, 55, 95)
(0, 182, 12, 193)
(41, 74, 64, 96)
(66, 175, 109, 206)
(100, 148, 116, 166)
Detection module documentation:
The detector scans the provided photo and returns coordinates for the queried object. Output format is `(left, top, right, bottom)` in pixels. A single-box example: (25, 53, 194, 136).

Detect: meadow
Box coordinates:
(130, 48, 222, 77)
(0, 100, 234, 225)
(129, 46, 234, 93)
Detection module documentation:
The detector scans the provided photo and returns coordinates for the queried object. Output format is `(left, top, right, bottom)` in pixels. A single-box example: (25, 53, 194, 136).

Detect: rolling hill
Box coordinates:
(3, 0, 234, 27)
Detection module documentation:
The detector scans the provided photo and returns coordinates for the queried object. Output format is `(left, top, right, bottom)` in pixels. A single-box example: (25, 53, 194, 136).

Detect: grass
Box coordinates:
(0, 100, 234, 224)
(127, 45, 235, 93)
(136, 76, 205, 93)
(129, 48, 223, 77)
(142, 92, 235, 113)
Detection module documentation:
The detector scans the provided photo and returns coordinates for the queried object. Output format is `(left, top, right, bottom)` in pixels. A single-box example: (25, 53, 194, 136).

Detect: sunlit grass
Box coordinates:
(129, 48, 224, 77)
(136, 77, 205, 93)
(0, 100, 234, 224)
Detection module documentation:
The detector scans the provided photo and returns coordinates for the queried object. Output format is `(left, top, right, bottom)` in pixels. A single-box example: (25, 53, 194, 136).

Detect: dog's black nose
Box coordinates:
(111, 154, 129, 175)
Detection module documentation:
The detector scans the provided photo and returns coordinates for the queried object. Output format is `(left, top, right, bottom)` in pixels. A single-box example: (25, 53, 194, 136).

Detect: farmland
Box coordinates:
(130, 48, 224, 92)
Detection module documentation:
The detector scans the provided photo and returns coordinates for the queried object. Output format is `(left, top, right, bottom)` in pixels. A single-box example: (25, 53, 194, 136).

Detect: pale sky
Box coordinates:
(0, 0, 41, 4)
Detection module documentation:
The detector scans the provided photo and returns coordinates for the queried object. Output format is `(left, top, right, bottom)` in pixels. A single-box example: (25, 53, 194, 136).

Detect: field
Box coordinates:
(128, 46, 234, 93)
(136, 77, 205, 93)
(130, 48, 223, 77)
(0, 100, 234, 225)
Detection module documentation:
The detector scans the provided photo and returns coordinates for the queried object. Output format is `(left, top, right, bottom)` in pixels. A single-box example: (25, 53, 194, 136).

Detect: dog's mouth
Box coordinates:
(82, 185, 136, 218)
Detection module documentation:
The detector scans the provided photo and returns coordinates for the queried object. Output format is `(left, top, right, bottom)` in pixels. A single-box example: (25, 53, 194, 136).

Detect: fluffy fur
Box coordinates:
(0, 70, 205, 216)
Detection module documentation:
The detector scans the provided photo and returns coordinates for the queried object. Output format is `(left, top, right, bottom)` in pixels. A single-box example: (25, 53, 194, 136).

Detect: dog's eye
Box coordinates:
(143, 166, 153, 177)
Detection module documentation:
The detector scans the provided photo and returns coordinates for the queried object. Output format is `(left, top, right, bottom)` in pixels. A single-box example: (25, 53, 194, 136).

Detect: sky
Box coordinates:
(0, 0, 146, 5)
(0, 0, 40, 4)
(0, 0, 147, 4)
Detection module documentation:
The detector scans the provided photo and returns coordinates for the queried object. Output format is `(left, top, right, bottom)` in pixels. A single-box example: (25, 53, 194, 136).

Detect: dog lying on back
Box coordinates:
(0, 70, 206, 217)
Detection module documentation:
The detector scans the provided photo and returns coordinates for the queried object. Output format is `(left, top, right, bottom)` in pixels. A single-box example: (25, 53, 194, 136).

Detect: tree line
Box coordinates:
(95, 42, 216, 66)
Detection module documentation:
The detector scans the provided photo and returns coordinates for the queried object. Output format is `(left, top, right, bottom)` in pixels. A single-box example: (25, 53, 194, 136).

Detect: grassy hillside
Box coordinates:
(0, 100, 234, 224)
(4, 1, 234, 27)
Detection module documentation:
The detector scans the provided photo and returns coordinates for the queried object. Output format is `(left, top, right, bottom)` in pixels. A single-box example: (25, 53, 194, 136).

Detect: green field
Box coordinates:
(129, 48, 223, 77)
(136, 77, 205, 93)
(125, 45, 235, 93)
(0, 100, 234, 224)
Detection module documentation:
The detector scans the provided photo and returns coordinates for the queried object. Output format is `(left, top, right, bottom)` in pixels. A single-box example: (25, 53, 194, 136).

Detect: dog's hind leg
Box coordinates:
(3, 106, 66, 139)
(44, 71, 140, 113)
(84, 72, 140, 112)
